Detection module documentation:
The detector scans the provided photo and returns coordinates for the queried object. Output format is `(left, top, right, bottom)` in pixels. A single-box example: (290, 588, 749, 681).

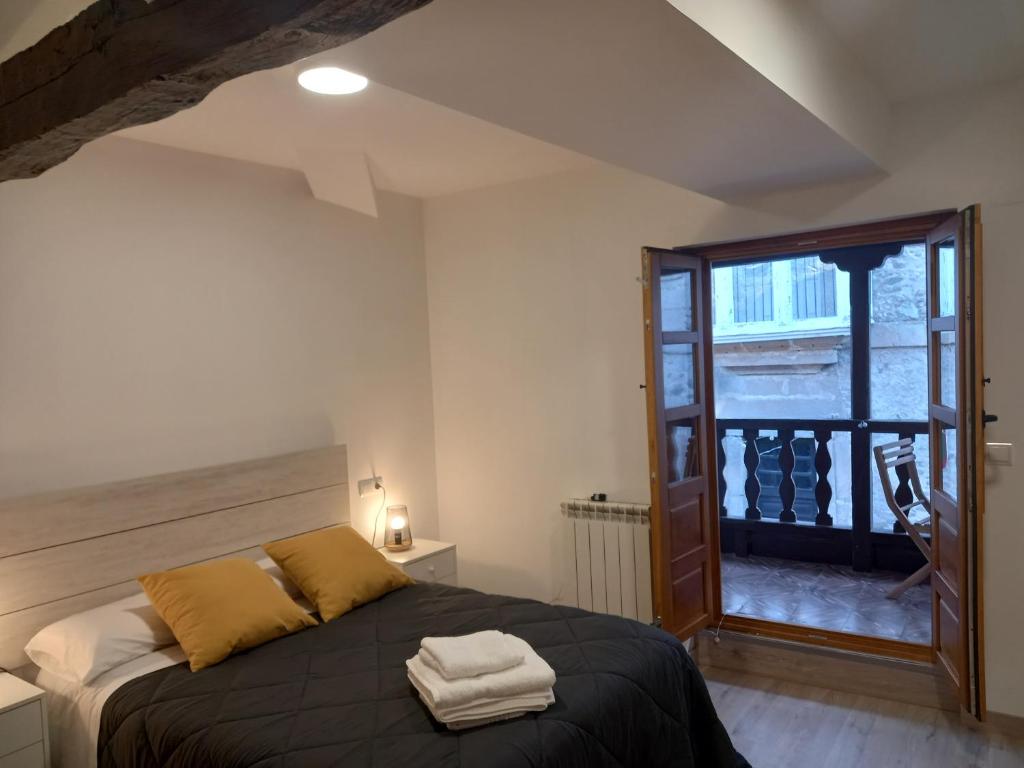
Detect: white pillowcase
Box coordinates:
(26, 557, 305, 685)
(25, 592, 175, 685)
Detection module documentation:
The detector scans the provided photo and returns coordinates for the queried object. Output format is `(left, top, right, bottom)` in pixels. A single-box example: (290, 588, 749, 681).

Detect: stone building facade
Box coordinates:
(708, 244, 944, 531)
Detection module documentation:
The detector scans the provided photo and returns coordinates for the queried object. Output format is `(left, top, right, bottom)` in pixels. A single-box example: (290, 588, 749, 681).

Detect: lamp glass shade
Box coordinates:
(383, 505, 412, 551)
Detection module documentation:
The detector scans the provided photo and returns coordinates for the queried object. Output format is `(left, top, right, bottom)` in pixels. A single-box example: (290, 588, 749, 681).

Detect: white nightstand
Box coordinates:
(382, 539, 458, 586)
(0, 674, 49, 768)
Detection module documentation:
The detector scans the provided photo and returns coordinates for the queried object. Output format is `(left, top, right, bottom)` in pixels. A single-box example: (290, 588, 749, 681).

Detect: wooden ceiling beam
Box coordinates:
(0, 0, 433, 182)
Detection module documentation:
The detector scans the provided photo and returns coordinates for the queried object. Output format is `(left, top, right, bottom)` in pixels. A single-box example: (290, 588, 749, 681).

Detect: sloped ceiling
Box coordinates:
(314, 0, 883, 199)
(118, 67, 596, 204)
(0, 0, 89, 62)
(806, 0, 1024, 104)
(7, 0, 1023, 206)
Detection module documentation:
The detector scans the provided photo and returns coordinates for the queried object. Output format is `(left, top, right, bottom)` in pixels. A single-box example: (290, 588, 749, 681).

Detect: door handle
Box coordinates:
(983, 411, 998, 427)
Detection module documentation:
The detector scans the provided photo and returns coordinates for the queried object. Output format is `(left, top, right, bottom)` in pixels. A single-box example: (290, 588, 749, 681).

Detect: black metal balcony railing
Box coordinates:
(715, 417, 929, 573)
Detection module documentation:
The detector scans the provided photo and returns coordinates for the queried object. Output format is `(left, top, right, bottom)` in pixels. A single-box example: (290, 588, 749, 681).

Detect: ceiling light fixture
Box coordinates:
(297, 67, 368, 95)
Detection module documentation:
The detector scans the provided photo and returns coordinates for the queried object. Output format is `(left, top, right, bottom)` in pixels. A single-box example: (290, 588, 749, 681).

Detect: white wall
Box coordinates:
(0, 137, 438, 540)
(424, 77, 1024, 715)
(2, 64, 1020, 719)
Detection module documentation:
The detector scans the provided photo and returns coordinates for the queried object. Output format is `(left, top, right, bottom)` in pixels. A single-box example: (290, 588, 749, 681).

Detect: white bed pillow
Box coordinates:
(25, 592, 176, 685)
(26, 557, 305, 685)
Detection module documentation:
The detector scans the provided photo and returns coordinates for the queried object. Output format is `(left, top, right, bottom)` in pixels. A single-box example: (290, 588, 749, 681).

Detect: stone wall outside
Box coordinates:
(707, 245, 951, 531)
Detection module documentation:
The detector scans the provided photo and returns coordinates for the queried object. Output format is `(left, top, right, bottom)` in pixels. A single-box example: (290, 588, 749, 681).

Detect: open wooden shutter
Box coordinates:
(925, 205, 985, 717)
(642, 248, 720, 639)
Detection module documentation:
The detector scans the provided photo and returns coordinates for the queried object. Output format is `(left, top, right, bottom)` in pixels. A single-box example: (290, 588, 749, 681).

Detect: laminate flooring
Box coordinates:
(706, 668, 1024, 768)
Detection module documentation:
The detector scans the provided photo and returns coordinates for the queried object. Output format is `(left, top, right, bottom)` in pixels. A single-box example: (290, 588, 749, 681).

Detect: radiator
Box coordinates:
(560, 500, 653, 624)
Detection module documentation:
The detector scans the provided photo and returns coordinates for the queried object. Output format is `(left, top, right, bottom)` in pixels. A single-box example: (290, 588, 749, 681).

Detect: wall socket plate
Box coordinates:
(986, 442, 1013, 466)
(358, 476, 384, 497)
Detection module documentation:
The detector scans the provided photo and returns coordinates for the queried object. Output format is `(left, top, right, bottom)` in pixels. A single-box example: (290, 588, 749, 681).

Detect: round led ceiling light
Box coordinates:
(297, 67, 369, 95)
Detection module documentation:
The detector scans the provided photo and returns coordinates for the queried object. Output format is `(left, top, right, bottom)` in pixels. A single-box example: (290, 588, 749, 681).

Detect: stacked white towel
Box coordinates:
(407, 631, 555, 730)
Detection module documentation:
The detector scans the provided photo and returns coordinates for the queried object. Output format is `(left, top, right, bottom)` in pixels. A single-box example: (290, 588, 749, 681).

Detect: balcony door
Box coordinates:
(926, 205, 985, 716)
(641, 248, 719, 640)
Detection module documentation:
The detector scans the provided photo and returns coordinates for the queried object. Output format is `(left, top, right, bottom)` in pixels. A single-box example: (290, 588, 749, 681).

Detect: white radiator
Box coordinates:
(561, 500, 653, 623)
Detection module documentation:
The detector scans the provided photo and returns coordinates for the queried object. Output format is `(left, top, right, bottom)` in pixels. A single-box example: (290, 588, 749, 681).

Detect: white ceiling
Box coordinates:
(117, 0, 888, 204)
(0, 0, 88, 62)
(315, 0, 881, 199)
(805, 0, 1024, 103)
(9, 0, 1024, 206)
(118, 67, 595, 200)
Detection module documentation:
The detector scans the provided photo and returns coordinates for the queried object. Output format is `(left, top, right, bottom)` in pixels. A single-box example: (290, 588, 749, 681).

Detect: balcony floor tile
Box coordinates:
(722, 553, 931, 644)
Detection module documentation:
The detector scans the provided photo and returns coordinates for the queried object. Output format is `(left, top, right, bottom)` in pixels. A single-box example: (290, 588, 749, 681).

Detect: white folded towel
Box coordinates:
(420, 630, 524, 680)
(408, 673, 554, 721)
(441, 691, 554, 721)
(407, 635, 555, 710)
(409, 671, 554, 730)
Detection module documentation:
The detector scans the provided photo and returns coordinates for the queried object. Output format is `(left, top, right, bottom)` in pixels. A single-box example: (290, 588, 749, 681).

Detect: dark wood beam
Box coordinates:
(679, 210, 957, 263)
(818, 242, 905, 571)
(818, 242, 904, 273)
(846, 265, 873, 572)
(0, 0, 433, 182)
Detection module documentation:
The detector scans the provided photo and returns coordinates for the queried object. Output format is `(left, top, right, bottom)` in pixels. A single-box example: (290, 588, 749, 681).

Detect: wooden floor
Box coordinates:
(706, 668, 1024, 768)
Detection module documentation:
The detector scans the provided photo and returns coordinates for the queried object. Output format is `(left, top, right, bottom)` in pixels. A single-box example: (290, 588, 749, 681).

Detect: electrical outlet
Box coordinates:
(358, 476, 384, 497)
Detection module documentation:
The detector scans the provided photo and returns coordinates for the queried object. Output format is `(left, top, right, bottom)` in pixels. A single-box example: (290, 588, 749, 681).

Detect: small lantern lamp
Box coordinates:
(383, 505, 412, 551)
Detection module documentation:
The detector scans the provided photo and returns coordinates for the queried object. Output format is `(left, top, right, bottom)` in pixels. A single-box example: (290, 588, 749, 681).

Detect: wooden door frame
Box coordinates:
(682, 211, 955, 263)
(964, 205, 986, 716)
(925, 213, 963, 679)
(702, 259, 725, 626)
(658, 209, 977, 665)
(925, 207, 986, 716)
(643, 250, 721, 639)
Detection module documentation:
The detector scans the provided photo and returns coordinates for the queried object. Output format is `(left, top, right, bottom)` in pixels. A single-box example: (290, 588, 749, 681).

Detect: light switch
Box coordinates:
(986, 442, 1013, 466)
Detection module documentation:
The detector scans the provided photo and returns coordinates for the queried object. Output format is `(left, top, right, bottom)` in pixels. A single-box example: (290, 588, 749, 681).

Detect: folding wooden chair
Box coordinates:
(873, 438, 932, 600)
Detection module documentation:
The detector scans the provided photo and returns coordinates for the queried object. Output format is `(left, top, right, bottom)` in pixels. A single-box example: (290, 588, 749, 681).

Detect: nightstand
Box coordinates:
(0, 674, 49, 768)
(382, 539, 458, 586)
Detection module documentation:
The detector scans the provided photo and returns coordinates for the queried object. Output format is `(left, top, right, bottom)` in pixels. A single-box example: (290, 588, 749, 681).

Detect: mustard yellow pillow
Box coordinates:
(262, 527, 412, 622)
(138, 558, 317, 672)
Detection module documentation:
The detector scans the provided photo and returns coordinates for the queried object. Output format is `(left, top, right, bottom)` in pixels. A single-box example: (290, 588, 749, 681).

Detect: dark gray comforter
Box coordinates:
(98, 583, 749, 767)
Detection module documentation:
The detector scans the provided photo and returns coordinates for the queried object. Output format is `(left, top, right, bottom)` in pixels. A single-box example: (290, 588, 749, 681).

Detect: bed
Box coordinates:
(1, 447, 748, 767)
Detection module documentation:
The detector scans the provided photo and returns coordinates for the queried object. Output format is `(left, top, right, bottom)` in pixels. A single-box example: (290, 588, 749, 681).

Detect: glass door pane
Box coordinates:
(937, 240, 956, 317)
(667, 418, 700, 483)
(643, 248, 715, 642)
(663, 344, 696, 408)
(660, 268, 694, 332)
(936, 423, 958, 502)
(939, 330, 956, 407)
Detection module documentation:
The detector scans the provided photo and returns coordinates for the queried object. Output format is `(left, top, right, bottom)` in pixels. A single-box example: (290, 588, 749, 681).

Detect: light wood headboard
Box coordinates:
(0, 445, 349, 669)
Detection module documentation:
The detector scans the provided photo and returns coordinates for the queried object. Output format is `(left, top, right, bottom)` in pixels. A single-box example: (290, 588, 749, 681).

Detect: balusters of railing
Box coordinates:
(892, 431, 915, 533)
(813, 429, 834, 526)
(717, 426, 727, 517)
(778, 428, 796, 523)
(742, 428, 762, 520)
